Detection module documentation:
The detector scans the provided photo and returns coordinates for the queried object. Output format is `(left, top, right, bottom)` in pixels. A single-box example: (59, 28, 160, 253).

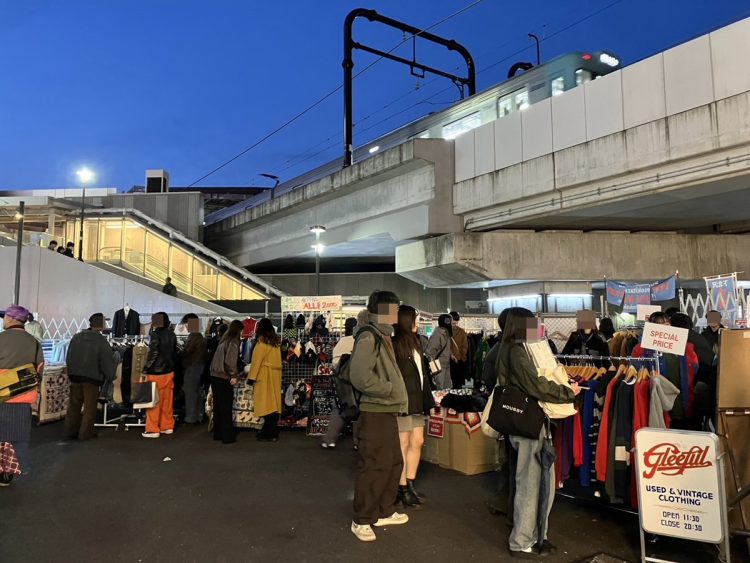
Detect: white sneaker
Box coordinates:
(161, 429, 174, 435)
(142, 432, 159, 439)
(321, 442, 336, 449)
(351, 522, 376, 542)
(374, 512, 409, 527)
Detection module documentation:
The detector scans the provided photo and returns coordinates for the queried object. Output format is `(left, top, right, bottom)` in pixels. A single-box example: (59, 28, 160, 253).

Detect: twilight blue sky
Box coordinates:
(0, 0, 747, 190)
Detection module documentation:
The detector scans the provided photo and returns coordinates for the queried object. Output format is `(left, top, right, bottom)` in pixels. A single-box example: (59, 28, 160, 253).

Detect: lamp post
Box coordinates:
(76, 167, 94, 261)
(13, 201, 25, 305)
(310, 225, 326, 296)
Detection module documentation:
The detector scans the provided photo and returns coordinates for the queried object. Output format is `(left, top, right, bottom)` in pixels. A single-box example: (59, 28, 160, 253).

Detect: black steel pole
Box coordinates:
(528, 33, 541, 65)
(343, 10, 358, 168)
(78, 184, 85, 261)
(13, 201, 25, 305)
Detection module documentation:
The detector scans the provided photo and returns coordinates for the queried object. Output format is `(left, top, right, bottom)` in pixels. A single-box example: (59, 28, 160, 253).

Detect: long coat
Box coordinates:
(248, 340, 282, 417)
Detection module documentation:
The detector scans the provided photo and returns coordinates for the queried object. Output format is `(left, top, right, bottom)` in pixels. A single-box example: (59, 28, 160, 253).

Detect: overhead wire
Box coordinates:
(188, 0, 485, 187)
(253, 0, 628, 183)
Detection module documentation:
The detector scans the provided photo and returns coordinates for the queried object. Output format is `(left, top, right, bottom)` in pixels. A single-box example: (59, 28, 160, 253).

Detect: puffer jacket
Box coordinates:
(348, 320, 407, 414)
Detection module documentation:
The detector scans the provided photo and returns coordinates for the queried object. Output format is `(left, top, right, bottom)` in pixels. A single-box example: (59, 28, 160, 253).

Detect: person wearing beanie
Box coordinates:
(0, 305, 44, 487)
(64, 313, 115, 440)
(425, 314, 454, 390)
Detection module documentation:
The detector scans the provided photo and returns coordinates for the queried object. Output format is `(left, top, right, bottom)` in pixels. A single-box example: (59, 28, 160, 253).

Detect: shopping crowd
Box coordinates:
(0, 295, 727, 559)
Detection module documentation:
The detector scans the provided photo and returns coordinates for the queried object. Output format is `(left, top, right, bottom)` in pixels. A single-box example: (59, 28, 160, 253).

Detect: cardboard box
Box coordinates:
(441, 422, 501, 476)
(423, 433, 451, 466)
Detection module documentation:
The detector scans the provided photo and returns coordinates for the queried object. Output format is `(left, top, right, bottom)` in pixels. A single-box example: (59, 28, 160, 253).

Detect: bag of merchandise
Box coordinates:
(0, 364, 39, 403)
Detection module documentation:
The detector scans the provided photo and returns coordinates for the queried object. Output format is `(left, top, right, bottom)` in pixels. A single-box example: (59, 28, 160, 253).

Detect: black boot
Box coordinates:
(407, 479, 425, 504)
(398, 485, 421, 509)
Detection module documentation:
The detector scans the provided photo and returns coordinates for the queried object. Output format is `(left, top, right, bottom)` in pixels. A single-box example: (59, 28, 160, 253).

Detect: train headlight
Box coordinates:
(599, 53, 619, 67)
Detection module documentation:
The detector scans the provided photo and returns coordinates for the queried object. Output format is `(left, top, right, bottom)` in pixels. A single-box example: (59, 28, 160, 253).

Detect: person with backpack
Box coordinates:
(347, 291, 409, 542)
(321, 317, 359, 449)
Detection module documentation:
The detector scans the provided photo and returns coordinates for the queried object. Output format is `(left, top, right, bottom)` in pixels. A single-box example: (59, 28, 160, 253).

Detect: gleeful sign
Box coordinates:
(641, 443, 712, 479)
(641, 322, 689, 356)
(281, 295, 343, 312)
(635, 429, 725, 544)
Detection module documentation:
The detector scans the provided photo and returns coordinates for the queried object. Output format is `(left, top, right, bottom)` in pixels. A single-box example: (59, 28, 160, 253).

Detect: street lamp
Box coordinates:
(310, 225, 326, 296)
(76, 167, 95, 261)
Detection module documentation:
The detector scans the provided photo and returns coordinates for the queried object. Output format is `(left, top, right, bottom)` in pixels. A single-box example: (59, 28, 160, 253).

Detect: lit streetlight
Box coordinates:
(309, 225, 326, 296)
(76, 167, 95, 261)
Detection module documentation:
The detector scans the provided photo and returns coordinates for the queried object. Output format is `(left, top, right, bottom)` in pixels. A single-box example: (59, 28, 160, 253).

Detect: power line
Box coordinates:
(253, 0, 628, 183)
(187, 0, 485, 187)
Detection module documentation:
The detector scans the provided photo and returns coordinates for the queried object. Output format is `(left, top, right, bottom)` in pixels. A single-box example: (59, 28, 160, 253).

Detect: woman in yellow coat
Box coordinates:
(247, 318, 282, 442)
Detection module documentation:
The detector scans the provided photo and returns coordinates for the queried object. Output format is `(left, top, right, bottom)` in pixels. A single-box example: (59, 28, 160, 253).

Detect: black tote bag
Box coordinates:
(487, 385, 545, 439)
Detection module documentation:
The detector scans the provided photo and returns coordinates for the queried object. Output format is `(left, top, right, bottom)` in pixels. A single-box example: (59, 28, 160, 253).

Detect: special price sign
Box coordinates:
(635, 428, 724, 543)
(640, 322, 689, 356)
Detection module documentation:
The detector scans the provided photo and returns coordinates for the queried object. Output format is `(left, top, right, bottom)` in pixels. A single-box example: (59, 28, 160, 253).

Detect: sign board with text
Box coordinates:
(635, 428, 725, 544)
(281, 295, 342, 312)
(641, 322, 689, 356)
(636, 304, 662, 322)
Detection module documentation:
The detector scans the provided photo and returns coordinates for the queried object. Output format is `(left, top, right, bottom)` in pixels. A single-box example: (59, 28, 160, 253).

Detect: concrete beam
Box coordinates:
(488, 281, 592, 299)
(396, 231, 750, 287)
(205, 139, 460, 268)
(457, 91, 750, 231)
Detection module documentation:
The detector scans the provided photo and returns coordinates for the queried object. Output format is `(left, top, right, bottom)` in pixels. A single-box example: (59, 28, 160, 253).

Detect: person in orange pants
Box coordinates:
(141, 312, 178, 438)
(145, 373, 175, 435)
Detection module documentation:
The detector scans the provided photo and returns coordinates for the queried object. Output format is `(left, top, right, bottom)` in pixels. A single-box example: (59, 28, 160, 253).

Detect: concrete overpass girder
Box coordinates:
(396, 231, 750, 287)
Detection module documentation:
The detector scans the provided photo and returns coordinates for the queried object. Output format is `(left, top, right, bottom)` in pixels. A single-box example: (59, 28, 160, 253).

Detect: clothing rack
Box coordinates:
(554, 354, 658, 362)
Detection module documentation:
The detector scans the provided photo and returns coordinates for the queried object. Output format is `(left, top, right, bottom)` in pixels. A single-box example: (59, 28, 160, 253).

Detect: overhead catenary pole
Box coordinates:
(13, 201, 25, 305)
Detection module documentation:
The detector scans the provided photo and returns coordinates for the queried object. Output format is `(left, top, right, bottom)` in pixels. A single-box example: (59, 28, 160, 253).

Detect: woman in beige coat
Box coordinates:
(247, 318, 282, 441)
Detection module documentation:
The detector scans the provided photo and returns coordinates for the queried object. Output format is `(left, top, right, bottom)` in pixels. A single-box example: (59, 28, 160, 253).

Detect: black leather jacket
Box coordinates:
(143, 327, 177, 375)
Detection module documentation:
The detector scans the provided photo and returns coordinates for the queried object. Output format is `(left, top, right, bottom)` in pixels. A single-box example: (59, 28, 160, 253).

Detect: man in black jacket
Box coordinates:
(142, 312, 178, 438)
(64, 313, 115, 440)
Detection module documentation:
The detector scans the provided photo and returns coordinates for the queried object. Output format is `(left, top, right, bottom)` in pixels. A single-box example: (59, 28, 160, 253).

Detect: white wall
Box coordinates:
(0, 247, 219, 334)
(454, 16, 750, 183)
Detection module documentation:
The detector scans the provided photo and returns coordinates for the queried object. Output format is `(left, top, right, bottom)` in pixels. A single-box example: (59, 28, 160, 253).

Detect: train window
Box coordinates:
(575, 69, 593, 86)
(514, 90, 529, 111)
(442, 112, 481, 140)
(498, 95, 513, 118)
(551, 76, 565, 96)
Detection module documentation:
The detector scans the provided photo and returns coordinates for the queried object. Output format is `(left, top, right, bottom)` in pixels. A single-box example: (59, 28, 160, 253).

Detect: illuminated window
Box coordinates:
(498, 95, 513, 117)
(193, 260, 218, 300)
(576, 69, 593, 86)
(169, 246, 193, 294)
(219, 275, 242, 301)
(551, 76, 565, 96)
(122, 221, 146, 274)
(145, 232, 170, 282)
(98, 220, 123, 263)
(441, 112, 481, 140)
(514, 90, 529, 111)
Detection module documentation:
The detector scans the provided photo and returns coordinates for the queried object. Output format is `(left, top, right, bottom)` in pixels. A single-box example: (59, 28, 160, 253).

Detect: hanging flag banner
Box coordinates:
(623, 284, 652, 313)
(651, 275, 677, 302)
(606, 280, 627, 306)
(704, 274, 739, 327)
(606, 275, 677, 310)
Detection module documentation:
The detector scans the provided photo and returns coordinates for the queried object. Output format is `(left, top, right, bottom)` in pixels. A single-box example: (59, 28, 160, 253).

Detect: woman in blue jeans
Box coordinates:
(496, 308, 579, 559)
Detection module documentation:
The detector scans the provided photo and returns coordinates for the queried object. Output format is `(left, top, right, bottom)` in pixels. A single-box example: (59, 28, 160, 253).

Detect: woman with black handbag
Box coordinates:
(496, 308, 580, 559)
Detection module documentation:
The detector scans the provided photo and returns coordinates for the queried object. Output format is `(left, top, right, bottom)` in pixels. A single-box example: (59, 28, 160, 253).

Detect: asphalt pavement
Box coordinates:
(0, 423, 743, 562)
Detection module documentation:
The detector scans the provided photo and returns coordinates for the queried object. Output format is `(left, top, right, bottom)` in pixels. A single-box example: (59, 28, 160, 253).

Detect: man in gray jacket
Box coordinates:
(64, 313, 115, 440)
(349, 290, 409, 543)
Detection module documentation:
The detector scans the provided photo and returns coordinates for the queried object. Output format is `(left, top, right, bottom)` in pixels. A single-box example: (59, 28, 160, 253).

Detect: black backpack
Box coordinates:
(332, 326, 382, 423)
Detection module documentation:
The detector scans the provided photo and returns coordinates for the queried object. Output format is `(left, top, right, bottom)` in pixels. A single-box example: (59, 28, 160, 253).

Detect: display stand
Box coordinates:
(306, 363, 335, 436)
(716, 329, 750, 556)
